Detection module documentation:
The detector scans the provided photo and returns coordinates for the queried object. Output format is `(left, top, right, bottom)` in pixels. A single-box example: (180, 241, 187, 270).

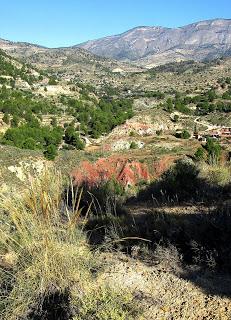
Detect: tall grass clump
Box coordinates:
(199, 162, 231, 187)
(0, 169, 137, 320)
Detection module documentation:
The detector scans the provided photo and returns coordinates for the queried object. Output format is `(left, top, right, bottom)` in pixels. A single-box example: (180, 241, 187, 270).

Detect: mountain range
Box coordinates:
(0, 19, 231, 68)
(78, 19, 231, 67)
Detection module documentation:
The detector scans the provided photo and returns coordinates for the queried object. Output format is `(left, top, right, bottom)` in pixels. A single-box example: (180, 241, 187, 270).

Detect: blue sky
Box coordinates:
(0, 0, 230, 47)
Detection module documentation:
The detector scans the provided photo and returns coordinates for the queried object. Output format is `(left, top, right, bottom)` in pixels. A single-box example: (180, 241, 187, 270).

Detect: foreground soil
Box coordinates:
(100, 252, 231, 320)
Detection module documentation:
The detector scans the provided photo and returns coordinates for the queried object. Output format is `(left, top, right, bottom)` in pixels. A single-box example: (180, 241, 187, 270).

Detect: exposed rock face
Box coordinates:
(71, 156, 175, 188)
(77, 19, 231, 67)
(111, 140, 144, 151)
(7, 160, 46, 182)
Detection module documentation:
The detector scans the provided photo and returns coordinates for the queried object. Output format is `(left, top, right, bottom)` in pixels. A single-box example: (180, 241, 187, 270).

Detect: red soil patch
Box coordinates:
(71, 155, 175, 188)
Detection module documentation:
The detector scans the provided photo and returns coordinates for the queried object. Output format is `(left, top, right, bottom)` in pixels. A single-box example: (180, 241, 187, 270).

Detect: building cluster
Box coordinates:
(194, 127, 231, 143)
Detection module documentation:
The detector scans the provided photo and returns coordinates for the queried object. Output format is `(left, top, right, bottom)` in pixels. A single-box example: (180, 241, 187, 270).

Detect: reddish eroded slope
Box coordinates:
(71, 155, 175, 187)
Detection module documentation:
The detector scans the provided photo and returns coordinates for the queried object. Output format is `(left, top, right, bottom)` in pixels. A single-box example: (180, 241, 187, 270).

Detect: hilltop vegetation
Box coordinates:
(0, 49, 41, 85)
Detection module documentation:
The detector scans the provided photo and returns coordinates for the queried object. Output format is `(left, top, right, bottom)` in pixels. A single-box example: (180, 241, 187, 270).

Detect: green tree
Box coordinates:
(2, 113, 10, 124)
(64, 126, 85, 150)
(51, 116, 57, 127)
(165, 98, 174, 113)
(181, 130, 191, 139)
(72, 134, 85, 150)
(173, 114, 179, 122)
(48, 77, 57, 85)
(177, 129, 191, 139)
(64, 126, 76, 144)
(11, 115, 20, 127)
(130, 141, 138, 149)
(44, 144, 58, 160)
(156, 129, 163, 136)
(22, 137, 37, 150)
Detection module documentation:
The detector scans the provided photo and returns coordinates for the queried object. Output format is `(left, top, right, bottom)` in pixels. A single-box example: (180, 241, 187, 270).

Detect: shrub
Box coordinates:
(137, 158, 204, 202)
(129, 131, 136, 137)
(159, 159, 199, 199)
(64, 126, 85, 150)
(173, 114, 179, 122)
(194, 147, 207, 161)
(130, 141, 138, 149)
(2, 113, 10, 125)
(156, 129, 163, 136)
(199, 164, 231, 187)
(153, 244, 183, 274)
(181, 129, 190, 139)
(48, 77, 57, 85)
(51, 116, 57, 127)
(44, 144, 58, 160)
(175, 129, 190, 139)
(72, 134, 85, 150)
(11, 115, 19, 127)
(68, 179, 125, 217)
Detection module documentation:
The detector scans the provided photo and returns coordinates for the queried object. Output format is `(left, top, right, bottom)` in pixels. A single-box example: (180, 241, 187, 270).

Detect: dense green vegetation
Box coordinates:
(0, 86, 59, 119)
(193, 88, 231, 115)
(0, 83, 133, 158)
(163, 93, 191, 114)
(65, 97, 134, 138)
(64, 125, 85, 149)
(2, 125, 63, 149)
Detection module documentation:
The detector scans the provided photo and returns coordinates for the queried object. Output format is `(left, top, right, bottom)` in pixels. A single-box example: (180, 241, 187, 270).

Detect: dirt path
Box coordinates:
(194, 116, 220, 132)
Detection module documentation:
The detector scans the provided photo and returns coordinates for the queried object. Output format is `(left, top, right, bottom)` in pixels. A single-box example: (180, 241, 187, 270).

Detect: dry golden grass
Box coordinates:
(0, 168, 137, 320)
(199, 162, 231, 186)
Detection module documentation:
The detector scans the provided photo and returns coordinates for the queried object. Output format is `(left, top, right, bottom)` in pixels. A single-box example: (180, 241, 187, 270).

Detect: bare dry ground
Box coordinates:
(100, 251, 231, 320)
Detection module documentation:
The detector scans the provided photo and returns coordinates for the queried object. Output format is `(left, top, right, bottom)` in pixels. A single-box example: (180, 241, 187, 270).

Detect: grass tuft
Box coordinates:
(0, 169, 138, 320)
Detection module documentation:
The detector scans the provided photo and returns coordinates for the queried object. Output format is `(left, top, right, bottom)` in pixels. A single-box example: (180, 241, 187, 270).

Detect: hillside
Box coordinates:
(0, 38, 142, 85)
(1, 25, 231, 320)
(78, 19, 231, 67)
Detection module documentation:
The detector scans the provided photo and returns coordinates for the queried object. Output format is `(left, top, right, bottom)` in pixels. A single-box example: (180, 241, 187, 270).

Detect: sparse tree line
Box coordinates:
(159, 86, 231, 115)
(0, 49, 41, 85)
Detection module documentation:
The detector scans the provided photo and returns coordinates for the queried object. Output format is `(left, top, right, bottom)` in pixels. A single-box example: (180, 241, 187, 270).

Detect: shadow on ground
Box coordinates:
(83, 160, 231, 298)
(85, 204, 231, 297)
